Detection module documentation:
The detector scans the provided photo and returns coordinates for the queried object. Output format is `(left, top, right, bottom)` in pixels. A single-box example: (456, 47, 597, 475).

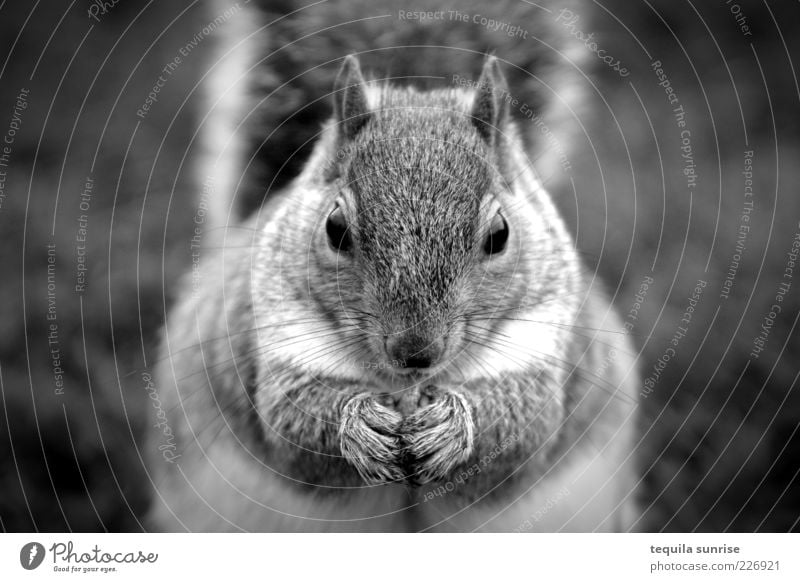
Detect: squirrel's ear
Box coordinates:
(334, 55, 372, 141)
(471, 56, 509, 145)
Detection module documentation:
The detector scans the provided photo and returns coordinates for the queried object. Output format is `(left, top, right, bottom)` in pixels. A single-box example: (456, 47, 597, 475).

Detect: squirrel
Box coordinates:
(147, 3, 640, 532)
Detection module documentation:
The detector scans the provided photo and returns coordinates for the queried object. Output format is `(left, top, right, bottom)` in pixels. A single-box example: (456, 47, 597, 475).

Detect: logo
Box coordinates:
(20, 542, 46, 570)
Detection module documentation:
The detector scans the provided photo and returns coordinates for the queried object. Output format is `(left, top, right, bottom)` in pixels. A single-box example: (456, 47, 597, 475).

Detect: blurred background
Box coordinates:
(0, 0, 797, 532)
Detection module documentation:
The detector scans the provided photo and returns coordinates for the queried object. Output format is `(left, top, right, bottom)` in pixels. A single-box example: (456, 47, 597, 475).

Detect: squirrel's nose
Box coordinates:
(385, 333, 443, 369)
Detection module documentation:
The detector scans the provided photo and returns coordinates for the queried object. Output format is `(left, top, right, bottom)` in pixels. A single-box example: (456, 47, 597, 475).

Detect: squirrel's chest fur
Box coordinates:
(149, 186, 640, 531)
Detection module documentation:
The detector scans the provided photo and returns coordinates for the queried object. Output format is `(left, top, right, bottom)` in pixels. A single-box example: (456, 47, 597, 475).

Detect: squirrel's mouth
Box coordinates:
(376, 351, 449, 382)
(375, 359, 450, 386)
(371, 365, 449, 398)
(386, 366, 428, 378)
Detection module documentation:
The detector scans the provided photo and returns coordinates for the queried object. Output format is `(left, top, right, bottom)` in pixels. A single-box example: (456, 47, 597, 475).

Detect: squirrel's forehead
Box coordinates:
(346, 132, 493, 214)
(347, 163, 487, 218)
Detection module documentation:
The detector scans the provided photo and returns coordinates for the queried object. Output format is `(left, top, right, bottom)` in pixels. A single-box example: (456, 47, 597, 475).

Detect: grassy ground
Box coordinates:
(0, 0, 797, 531)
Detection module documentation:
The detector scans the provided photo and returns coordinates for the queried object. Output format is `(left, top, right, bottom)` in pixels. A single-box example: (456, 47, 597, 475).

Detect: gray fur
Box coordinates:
(400, 388, 476, 484)
(339, 393, 404, 485)
(470, 56, 509, 145)
(333, 55, 372, 142)
(149, 51, 640, 531)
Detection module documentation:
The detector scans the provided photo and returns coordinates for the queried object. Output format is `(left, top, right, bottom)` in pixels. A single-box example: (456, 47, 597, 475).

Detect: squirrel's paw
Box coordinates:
(401, 387, 475, 485)
(339, 393, 404, 485)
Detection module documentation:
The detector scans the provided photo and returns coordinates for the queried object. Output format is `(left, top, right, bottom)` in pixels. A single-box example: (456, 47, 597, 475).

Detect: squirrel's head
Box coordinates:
(297, 55, 558, 379)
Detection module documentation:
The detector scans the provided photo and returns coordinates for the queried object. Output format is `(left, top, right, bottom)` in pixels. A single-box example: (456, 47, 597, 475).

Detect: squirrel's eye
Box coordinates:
(483, 211, 509, 255)
(326, 206, 353, 252)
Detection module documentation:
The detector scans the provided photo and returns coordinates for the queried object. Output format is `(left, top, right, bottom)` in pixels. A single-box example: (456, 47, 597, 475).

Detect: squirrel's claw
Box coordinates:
(401, 388, 475, 484)
(339, 393, 405, 485)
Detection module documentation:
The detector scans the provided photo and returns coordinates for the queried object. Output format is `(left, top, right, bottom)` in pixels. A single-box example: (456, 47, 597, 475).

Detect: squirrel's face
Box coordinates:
(305, 56, 529, 378)
(315, 152, 519, 377)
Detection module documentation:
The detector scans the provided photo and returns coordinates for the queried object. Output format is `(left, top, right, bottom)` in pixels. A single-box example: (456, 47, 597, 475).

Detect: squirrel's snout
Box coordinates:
(385, 333, 444, 370)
